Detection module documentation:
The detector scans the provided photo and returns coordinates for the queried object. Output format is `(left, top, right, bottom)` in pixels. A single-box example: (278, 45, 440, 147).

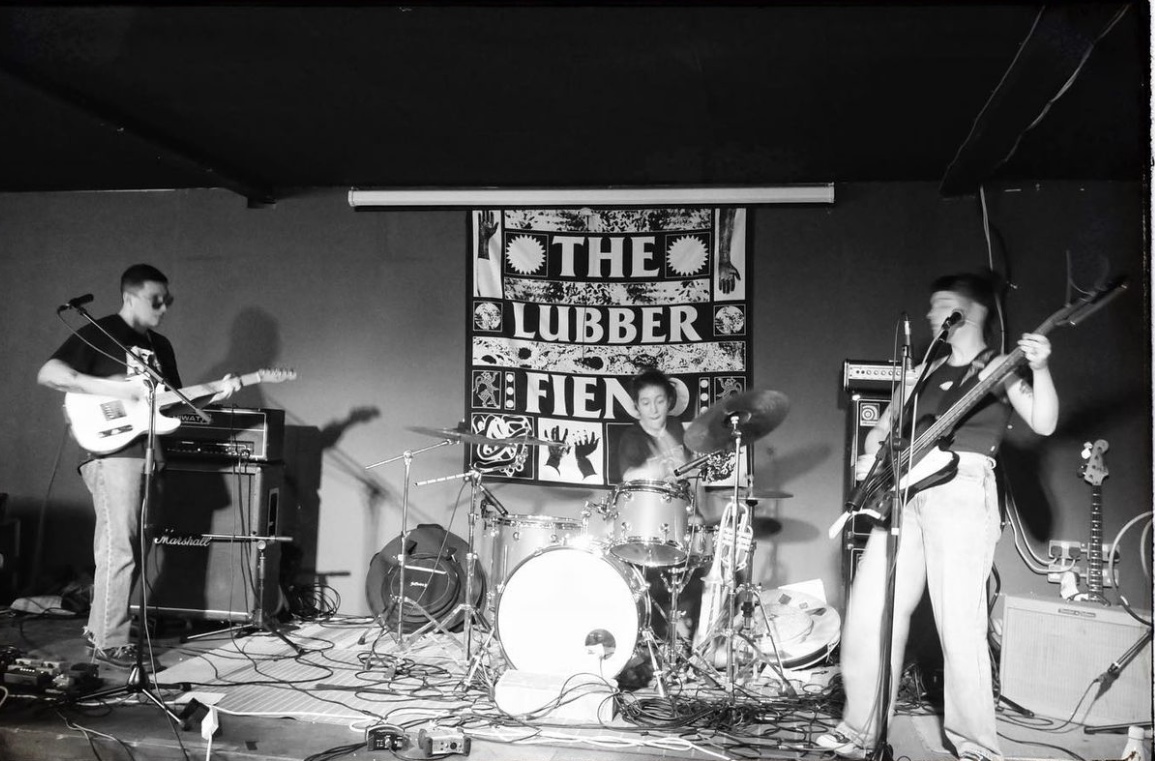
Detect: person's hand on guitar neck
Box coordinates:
(207, 372, 242, 404)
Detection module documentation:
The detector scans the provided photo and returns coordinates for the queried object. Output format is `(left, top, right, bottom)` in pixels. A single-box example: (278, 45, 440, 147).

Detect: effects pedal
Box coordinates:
(417, 728, 470, 757)
(365, 725, 409, 752)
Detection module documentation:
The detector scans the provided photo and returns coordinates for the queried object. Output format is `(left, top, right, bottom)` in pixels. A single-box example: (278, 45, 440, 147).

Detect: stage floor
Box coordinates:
(0, 611, 1138, 761)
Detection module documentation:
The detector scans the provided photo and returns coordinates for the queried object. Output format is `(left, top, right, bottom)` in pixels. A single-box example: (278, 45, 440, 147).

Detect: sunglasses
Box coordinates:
(133, 291, 174, 309)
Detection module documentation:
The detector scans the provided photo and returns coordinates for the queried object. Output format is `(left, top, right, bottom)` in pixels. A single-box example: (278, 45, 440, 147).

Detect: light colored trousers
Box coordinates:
(836, 452, 1004, 761)
(80, 457, 146, 650)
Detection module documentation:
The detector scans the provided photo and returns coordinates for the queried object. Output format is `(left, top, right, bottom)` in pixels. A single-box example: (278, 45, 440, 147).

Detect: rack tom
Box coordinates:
(606, 479, 692, 567)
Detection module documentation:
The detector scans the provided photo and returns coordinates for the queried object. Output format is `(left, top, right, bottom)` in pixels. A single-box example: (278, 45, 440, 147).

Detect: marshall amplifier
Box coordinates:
(162, 405, 285, 462)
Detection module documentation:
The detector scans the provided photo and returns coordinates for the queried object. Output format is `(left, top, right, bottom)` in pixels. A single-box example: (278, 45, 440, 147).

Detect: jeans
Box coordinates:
(80, 457, 146, 650)
(836, 452, 1003, 760)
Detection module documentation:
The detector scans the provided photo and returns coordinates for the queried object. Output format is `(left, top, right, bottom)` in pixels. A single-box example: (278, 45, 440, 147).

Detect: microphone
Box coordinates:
(901, 311, 912, 350)
(939, 309, 964, 333)
(56, 293, 94, 313)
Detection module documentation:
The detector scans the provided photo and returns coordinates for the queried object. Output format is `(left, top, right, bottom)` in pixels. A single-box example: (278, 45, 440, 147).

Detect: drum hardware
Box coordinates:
(412, 467, 494, 666)
(684, 388, 789, 695)
(364, 428, 480, 651)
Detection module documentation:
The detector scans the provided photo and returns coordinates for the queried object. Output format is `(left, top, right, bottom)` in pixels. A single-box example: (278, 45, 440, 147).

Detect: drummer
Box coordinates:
(618, 368, 690, 482)
(617, 368, 705, 643)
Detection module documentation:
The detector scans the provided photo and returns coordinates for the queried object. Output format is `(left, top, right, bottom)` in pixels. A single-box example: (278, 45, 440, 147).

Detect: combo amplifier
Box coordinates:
(999, 594, 1153, 726)
(162, 405, 284, 462)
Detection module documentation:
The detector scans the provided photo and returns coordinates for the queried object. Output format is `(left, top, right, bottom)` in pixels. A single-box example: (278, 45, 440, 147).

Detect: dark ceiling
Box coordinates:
(0, 4, 1147, 205)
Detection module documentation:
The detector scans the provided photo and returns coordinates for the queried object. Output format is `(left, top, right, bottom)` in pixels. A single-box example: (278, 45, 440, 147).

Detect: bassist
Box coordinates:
(819, 271, 1058, 761)
(37, 264, 239, 669)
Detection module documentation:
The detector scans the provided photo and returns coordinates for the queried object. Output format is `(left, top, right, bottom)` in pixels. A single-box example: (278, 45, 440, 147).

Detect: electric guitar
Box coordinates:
(831, 277, 1127, 536)
(1076, 439, 1111, 605)
(64, 368, 297, 454)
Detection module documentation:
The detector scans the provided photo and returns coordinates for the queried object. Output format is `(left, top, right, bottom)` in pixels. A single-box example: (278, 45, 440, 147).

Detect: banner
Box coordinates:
(466, 207, 751, 487)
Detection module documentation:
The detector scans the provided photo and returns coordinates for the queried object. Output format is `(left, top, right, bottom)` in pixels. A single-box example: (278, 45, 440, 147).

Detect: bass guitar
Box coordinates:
(64, 368, 297, 454)
(1075, 439, 1111, 605)
(831, 277, 1126, 536)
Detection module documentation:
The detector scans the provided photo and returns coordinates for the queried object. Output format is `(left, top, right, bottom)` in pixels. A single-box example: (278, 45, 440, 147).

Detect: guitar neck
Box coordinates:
(155, 371, 265, 409)
(1087, 486, 1104, 594)
(904, 345, 1027, 465)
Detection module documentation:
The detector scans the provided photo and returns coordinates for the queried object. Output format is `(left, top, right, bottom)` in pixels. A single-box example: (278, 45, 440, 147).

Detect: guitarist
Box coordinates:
(37, 264, 239, 669)
(818, 272, 1058, 761)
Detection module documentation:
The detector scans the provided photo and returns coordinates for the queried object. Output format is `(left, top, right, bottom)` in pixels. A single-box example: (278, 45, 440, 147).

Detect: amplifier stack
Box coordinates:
(161, 405, 284, 462)
(138, 406, 291, 624)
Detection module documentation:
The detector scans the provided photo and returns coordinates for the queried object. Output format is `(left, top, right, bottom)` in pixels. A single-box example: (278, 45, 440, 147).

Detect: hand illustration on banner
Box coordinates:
(537, 420, 603, 483)
(473, 210, 503, 298)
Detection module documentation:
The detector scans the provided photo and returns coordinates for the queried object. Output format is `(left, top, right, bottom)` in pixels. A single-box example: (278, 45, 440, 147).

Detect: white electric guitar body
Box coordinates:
(64, 368, 296, 454)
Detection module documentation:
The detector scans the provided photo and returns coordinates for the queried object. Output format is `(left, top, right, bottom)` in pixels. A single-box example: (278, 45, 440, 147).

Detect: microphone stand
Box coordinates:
(69, 304, 210, 724)
(866, 315, 952, 760)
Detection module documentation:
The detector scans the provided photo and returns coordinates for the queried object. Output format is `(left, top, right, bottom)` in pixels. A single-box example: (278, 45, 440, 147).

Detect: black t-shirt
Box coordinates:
(917, 357, 1012, 457)
(50, 313, 181, 459)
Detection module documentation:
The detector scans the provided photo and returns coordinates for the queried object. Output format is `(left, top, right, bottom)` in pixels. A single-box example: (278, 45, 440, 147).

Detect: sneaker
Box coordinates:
(815, 729, 868, 760)
(92, 643, 152, 671)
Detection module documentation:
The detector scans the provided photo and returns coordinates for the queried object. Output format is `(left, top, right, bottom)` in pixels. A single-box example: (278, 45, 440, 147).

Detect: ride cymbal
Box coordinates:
(684, 390, 790, 454)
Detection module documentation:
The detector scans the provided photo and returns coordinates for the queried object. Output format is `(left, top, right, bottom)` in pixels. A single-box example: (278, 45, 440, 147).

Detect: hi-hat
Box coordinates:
(408, 425, 556, 447)
(685, 389, 790, 454)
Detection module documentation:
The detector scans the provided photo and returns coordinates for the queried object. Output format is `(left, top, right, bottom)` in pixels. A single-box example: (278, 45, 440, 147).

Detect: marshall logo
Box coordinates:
(154, 533, 212, 548)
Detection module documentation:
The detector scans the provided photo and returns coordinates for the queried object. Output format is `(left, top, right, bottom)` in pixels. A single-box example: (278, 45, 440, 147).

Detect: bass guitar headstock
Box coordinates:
(1080, 439, 1109, 486)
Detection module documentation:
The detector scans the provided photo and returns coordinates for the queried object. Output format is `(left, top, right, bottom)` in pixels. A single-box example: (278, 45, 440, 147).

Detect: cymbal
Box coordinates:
(744, 490, 794, 500)
(704, 487, 793, 500)
(407, 426, 556, 447)
(684, 389, 790, 454)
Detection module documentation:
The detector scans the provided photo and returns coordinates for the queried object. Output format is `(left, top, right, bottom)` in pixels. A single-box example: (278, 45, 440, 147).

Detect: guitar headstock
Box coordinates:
(257, 367, 298, 384)
(1080, 439, 1109, 486)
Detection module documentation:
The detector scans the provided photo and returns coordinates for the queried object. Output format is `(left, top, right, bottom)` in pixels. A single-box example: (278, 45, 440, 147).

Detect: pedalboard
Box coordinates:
(1, 656, 103, 697)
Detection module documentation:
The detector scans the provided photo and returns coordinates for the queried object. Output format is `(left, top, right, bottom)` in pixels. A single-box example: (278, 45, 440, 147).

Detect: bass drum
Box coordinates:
(495, 546, 648, 679)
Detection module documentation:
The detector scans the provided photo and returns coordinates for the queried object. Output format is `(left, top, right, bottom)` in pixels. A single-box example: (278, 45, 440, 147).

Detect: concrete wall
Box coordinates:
(1, 182, 1147, 619)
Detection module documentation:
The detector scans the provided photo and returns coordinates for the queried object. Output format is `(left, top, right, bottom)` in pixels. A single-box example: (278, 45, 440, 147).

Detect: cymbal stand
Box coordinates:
(722, 413, 750, 694)
(414, 468, 491, 666)
(365, 438, 454, 649)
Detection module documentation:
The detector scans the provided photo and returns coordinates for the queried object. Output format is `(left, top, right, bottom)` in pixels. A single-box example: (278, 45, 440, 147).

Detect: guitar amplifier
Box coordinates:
(162, 406, 284, 462)
(843, 359, 902, 393)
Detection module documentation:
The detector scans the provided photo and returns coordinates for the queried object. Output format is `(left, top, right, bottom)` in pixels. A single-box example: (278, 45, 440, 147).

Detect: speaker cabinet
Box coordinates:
(842, 392, 888, 587)
(1000, 594, 1153, 725)
(133, 461, 284, 623)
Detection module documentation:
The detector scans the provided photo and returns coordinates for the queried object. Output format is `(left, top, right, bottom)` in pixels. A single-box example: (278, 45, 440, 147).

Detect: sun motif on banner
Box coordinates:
(505, 235, 546, 275)
(666, 235, 708, 276)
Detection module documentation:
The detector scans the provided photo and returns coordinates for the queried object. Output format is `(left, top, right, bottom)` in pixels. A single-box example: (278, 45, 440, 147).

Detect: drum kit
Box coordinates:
(368, 389, 838, 695)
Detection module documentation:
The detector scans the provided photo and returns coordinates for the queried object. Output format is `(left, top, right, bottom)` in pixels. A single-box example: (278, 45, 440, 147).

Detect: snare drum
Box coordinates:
(496, 545, 649, 678)
(483, 514, 583, 598)
(608, 480, 692, 567)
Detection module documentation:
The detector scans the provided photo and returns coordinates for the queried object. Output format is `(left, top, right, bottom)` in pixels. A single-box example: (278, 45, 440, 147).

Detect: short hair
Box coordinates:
(121, 264, 168, 293)
(931, 270, 1002, 343)
(629, 368, 675, 405)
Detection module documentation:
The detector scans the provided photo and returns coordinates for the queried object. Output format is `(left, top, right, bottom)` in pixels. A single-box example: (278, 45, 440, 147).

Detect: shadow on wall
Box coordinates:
(203, 306, 282, 410)
(278, 406, 390, 617)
